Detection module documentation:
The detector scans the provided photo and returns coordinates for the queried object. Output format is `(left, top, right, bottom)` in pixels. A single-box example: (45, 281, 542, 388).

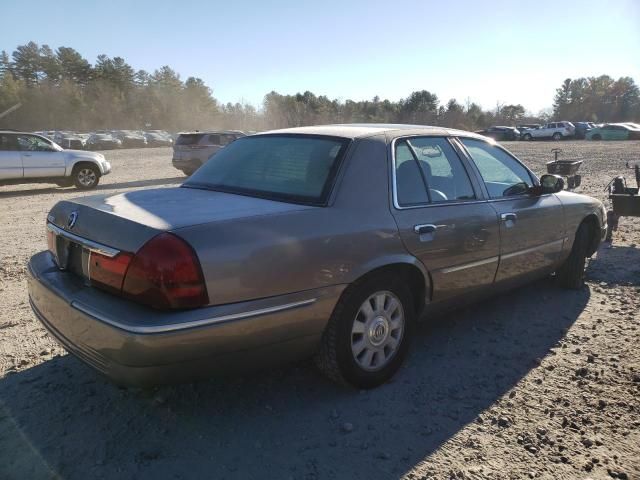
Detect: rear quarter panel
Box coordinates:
(175, 136, 421, 306)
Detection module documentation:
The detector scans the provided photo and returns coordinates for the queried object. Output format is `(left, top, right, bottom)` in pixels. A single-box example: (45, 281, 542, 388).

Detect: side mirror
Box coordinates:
(539, 174, 564, 194)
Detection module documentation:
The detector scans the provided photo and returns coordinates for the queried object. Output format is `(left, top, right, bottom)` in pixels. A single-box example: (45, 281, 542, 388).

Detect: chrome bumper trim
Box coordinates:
(71, 298, 317, 334)
(47, 222, 120, 258)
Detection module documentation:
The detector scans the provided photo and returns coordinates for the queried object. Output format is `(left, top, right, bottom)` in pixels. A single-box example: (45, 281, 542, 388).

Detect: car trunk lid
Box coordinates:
(47, 186, 314, 253)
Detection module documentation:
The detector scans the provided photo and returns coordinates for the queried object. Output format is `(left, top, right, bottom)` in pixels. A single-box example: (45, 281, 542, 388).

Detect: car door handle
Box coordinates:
(23, 153, 32, 157)
(414, 224, 437, 235)
(414, 224, 438, 242)
(500, 213, 517, 228)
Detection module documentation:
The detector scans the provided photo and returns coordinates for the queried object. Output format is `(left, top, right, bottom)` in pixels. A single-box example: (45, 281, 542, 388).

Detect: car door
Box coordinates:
(18, 134, 66, 178)
(458, 138, 565, 282)
(610, 125, 629, 140)
(0, 133, 23, 180)
(390, 136, 500, 301)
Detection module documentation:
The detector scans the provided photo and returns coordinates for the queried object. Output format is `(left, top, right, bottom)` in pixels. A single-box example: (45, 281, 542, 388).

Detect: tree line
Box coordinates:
(1, 42, 638, 133)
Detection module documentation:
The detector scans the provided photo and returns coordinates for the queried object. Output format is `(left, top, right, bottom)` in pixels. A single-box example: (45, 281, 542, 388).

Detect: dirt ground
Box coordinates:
(0, 141, 639, 480)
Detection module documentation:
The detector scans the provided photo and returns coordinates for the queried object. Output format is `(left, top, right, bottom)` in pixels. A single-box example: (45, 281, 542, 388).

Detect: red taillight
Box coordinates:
(90, 251, 134, 294)
(121, 233, 209, 310)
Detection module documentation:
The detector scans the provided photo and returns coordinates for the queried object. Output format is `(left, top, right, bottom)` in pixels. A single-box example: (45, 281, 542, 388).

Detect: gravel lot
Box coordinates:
(1, 141, 639, 480)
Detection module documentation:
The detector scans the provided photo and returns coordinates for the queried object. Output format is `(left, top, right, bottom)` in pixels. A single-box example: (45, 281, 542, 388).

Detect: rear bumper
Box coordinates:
(28, 251, 344, 386)
(172, 158, 201, 173)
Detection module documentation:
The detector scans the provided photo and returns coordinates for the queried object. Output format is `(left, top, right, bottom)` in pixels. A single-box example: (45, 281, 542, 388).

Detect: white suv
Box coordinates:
(0, 131, 111, 189)
(521, 121, 575, 141)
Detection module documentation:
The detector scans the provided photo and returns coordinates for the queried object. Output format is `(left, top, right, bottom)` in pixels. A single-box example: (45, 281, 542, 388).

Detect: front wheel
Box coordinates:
(591, 134, 602, 141)
(314, 274, 415, 389)
(552, 132, 562, 141)
(556, 223, 590, 289)
(73, 165, 100, 189)
(523, 133, 532, 141)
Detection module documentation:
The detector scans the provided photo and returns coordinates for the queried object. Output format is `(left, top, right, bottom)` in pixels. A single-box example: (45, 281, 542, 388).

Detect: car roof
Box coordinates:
(257, 123, 487, 140)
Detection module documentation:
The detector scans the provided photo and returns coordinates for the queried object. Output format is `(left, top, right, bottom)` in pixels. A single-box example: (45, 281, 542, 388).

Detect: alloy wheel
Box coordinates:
(77, 168, 97, 187)
(350, 290, 405, 372)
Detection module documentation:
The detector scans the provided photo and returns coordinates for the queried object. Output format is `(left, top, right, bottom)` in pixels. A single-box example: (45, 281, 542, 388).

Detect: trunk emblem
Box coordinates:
(67, 211, 78, 229)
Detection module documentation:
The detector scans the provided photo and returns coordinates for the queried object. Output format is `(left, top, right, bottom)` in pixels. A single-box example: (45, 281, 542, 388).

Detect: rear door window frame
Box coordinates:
(390, 135, 486, 210)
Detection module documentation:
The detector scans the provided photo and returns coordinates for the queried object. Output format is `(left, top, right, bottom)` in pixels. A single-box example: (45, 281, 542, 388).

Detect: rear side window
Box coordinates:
(206, 134, 221, 145)
(185, 134, 350, 205)
(17, 135, 54, 152)
(176, 134, 204, 146)
(394, 137, 475, 206)
(0, 134, 18, 151)
(395, 142, 429, 206)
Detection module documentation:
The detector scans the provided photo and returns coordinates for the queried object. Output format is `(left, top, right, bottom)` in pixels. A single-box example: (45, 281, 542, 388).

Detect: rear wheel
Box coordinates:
(314, 274, 415, 389)
(552, 132, 562, 141)
(591, 134, 602, 141)
(556, 223, 590, 289)
(73, 164, 100, 189)
(523, 133, 532, 141)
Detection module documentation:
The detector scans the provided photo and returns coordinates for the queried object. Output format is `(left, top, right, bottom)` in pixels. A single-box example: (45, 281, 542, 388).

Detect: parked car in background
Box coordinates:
(86, 133, 122, 150)
(520, 122, 575, 141)
(144, 131, 173, 147)
(53, 131, 87, 150)
(516, 124, 541, 133)
(586, 123, 640, 140)
(28, 124, 607, 389)
(34, 130, 57, 141)
(0, 130, 110, 189)
(114, 130, 148, 148)
(571, 122, 595, 140)
(172, 130, 246, 175)
(474, 126, 520, 141)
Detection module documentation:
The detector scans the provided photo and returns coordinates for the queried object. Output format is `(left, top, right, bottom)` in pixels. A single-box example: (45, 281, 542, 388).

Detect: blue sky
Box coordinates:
(3, 0, 639, 113)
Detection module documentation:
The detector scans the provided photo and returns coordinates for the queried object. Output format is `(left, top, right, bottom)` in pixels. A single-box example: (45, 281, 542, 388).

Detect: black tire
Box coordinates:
(73, 164, 100, 190)
(523, 133, 532, 141)
(591, 134, 601, 141)
(556, 223, 590, 289)
(314, 274, 415, 389)
(552, 132, 562, 141)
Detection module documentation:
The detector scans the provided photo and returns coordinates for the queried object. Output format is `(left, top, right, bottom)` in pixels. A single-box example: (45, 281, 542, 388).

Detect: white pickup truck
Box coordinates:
(0, 131, 111, 189)
(520, 121, 575, 141)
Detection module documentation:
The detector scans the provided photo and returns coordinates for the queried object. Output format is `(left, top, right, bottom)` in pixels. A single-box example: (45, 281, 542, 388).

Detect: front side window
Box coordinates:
(185, 134, 349, 205)
(17, 135, 59, 152)
(394, 137, 476, 206)
(460, 138, 533, 198)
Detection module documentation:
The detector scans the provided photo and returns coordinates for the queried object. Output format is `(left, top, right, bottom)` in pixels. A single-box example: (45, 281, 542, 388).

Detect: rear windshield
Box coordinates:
(176, 134, 205, 146)
(184, 134, 350, 205)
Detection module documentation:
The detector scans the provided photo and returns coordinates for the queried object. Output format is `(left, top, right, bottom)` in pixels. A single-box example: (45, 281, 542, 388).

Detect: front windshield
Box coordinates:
(184, 134, 350, 205)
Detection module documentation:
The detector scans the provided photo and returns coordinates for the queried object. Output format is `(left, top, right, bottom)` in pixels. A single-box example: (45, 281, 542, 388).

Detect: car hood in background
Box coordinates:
(47, 187, 314, 252)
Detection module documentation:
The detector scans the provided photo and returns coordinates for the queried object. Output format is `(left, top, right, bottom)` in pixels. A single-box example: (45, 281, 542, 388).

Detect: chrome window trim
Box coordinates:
(47, 222, 120, 258)
(71, 298, 318, 334)
(390, 135, 483, 210)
